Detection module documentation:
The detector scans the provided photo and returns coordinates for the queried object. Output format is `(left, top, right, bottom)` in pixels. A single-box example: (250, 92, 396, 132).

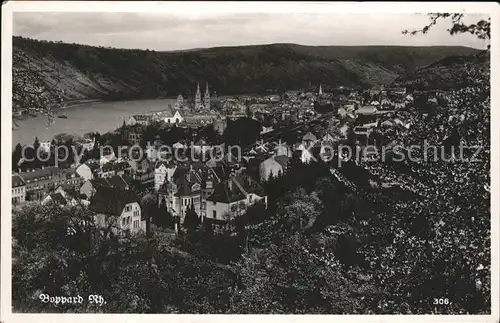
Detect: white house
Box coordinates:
(41, 185, 82, 207)
(146, 145, 158, 162)
(12, 174, 26, 205)
(154, 162, 177, 191)
(90, 187, 145, 236)
(99, 152, 116, 166)
(39, 141, 51, 153)
(164, 110, 184, 125)
(76, 163, 94, 181)
(294, 143, 315, 164)
(205, 174, 267, 223)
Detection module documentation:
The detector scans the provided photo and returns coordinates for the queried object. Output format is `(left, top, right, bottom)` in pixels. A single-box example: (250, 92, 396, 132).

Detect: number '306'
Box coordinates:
(433, 298, 450, 305)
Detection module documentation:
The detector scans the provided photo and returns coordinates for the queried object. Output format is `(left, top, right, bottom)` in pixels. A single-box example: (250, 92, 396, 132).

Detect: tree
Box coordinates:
(183, 204, 200, 233)
(12, 49, 64, 128)
(141, 193, 158, 236)
(403, 14, 490, 49)
(228, 233, 376, 314)
(12, 143, 23, 171)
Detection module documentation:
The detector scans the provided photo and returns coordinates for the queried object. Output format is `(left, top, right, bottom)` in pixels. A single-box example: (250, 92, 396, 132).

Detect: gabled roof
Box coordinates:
(108, 175, 130, 189)
(12, 174, 26, 188)
(90, 186, 139, 216)
(86, 161, 101, 171)
(19, 167, 60, 182)
(49, 192, 68, 205)
(207, 173, 264, 204)
(274, 155, 290, 169)
(155, 161, 170, 170)
(113, 161, 131, 171)
(101, 162, 115, 172)
(175, 180, 201, 197)
(302, 132, 317, 142)
(90, 177, 111, 188)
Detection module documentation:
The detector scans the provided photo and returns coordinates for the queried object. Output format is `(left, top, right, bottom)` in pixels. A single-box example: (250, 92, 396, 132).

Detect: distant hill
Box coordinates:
(392, 51, 489, 90)
(12, 36, 480, 103)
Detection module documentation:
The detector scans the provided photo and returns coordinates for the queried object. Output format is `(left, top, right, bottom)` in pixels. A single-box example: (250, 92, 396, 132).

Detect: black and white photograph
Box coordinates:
(1, 1, 499, 321)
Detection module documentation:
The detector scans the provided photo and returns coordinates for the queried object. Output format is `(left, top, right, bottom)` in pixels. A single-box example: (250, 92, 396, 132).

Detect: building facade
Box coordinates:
(12, 174, 26, 205)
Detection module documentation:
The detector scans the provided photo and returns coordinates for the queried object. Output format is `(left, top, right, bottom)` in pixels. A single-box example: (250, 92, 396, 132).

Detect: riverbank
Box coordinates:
(12, 98, 177, 146)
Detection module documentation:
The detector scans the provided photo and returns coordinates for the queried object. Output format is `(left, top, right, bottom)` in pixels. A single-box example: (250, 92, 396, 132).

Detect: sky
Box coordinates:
(12, 11, 489, 51)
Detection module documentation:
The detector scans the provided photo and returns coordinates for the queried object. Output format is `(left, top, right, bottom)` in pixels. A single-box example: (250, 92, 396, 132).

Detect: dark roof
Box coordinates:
(12, 174, 26, 188)
(175, 181, 200, 197)
(91, 177, 111, 188)
(172, 165, 189, 182)
(132, 115, 152, 122)
(50, 193, 67, 205)
(274, 155, 290, 169)
(101, 162, 114, 172)
(207, 173, 264, 204)
(19, 167, 60, 182)
(108, 175, 130, 189)
(19, 167, 79, 183)
(113, 161, 131, 171)
(55, 184, 79, 199)
(86, 162, 100, 171)
(90, 186, 139, 216)
(121, 174, 133, 185)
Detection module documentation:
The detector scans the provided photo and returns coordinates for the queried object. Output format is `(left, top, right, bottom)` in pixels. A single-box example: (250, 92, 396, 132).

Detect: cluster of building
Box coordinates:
(12, 82, 425, 238)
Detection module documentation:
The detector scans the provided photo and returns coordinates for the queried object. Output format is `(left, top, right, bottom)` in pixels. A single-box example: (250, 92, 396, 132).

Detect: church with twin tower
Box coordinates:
(195, 82, 210, 110)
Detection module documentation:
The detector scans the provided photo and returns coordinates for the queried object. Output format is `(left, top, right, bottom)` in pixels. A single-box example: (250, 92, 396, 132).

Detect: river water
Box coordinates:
(12, 98, 176, 145)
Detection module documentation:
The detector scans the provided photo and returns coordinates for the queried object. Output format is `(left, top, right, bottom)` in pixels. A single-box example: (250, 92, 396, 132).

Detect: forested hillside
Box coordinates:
(393, 51, 489, 90)
(13, 36, 479, 104)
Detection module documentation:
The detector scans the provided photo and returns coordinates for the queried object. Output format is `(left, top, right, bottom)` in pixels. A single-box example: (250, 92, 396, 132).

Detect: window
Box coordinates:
(122, 218, 126, 226)
(213, 210, 217, 219)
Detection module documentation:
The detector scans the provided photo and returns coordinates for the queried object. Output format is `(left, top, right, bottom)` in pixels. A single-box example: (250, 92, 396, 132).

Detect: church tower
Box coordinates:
(204, 83, 210, 110)
(176, 94, 184, 109)
(195, 83, 202, 110)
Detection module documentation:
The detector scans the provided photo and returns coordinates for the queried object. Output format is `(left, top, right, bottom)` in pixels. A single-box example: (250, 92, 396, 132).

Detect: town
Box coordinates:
(12, 82, 430, 235)
(8, 7, 493, 315)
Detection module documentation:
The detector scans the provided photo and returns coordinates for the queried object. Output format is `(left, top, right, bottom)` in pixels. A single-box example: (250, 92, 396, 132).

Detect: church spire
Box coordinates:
(319, 84, 323, 96)
(204, 83, 210, 110)
(195, 82, 202, 110)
